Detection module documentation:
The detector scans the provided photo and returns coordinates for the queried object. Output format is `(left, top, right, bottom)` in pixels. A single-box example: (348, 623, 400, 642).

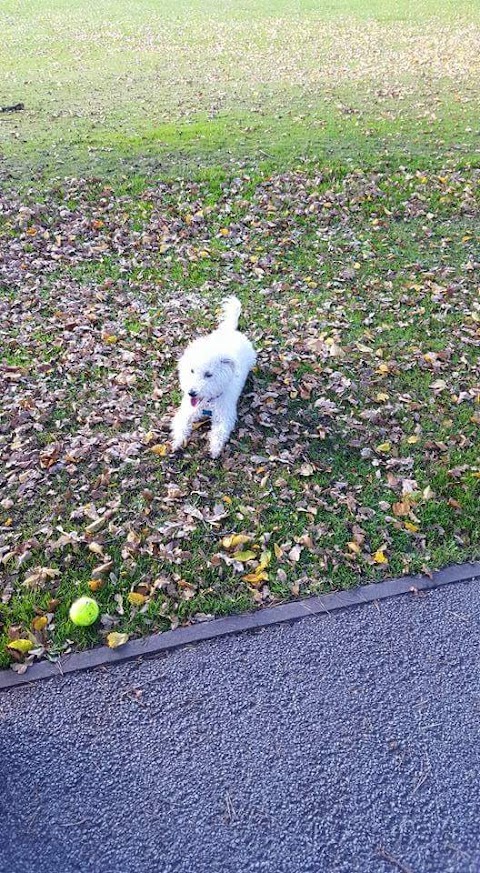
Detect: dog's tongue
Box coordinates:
(191, 396, 200, 407)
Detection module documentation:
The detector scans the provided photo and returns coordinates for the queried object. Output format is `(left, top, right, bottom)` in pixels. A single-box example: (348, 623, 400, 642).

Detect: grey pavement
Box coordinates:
(1, 578, 479, 873)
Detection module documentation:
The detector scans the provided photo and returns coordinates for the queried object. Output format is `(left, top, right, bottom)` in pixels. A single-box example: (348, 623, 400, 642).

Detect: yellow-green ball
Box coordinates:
(69, 596, 99, 627)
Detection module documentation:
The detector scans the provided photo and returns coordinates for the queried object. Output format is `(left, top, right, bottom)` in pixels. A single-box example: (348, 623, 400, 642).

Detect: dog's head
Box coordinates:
(178, 342, 235, 408)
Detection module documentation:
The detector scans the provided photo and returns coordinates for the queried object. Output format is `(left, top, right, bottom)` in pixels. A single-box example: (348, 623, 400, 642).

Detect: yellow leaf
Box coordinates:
(7, 639, 33, 654)
(377, 363, 390, 375)
(347, 541, 361, 554)
(32, 616, 48, 632)
(233, 550, 257, 562)
(222, 534, 251, 550)
(258, 550, 272, 571)
(151, 444, 167, 456)
(373, 549, 388, 564)
(243, 571, 269, 586)
(376, 442, 391, 454)
(106, 632, 129, 649)
(422, 485, 435, 499)
(376, 392, 389, 402)
(471, 472, 480, 479)
(222, 495, 232, 504)
(104, 334, 118, 344)
(219, 227, 230, 236)
(88, 578, 104, 592)
(274, 543, 283, 560)
(404, 522, 419, 533)
(128, 592, 147, 606)
(407, 435, 420, 444)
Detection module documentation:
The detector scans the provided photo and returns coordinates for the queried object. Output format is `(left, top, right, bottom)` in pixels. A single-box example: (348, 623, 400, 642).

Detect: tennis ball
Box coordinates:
(69, 596, 100, 627)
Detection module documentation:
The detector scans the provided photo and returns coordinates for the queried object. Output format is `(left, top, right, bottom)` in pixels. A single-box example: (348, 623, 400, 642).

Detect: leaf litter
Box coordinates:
(0, 166, 479, 668)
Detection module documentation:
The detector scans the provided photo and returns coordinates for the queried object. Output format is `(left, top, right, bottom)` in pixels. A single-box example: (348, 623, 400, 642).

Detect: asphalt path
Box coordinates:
(1, 578, 479, 873)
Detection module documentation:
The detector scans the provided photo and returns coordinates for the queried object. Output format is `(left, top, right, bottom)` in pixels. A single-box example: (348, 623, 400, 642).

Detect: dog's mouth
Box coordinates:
(190, 396, 201, 407)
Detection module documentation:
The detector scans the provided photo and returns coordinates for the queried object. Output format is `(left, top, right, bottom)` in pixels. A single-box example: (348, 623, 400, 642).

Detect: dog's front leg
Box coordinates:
(209, 404, 237, 459)
(171, 399, 196, 452)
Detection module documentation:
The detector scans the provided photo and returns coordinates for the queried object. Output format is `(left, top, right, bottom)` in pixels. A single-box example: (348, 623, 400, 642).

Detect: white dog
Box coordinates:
(171, 296, 256, 458)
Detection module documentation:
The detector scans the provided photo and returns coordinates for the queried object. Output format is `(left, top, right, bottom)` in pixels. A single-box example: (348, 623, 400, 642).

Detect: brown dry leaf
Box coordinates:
(430, 379, 448, 392)
(23, 566, 60, 588)
(88, 578, 104, 592)
(288, 544, 303, 563)
(392, 500, 411, 517)
(91, 561, 114, 578)
(88, 541, 104, 556)
(299, 462, 314, 477)
(106, 632, 129, 649)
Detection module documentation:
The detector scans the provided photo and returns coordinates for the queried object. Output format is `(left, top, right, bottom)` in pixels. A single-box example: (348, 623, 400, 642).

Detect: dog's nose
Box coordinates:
(188, 389, 198, 398)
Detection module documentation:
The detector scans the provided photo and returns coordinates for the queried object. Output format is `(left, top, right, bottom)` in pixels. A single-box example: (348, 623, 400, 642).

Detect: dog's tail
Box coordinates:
(217, 295, 242, 331)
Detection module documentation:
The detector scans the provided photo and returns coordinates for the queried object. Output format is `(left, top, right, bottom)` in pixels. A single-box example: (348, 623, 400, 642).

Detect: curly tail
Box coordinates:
(217, 295, 242, 331)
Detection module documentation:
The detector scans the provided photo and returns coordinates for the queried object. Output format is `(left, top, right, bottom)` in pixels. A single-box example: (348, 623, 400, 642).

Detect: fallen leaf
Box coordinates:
(106, 632, 129, 648)
(233, 550, 257, 562)
(299, 462, 314, 477)
(347, 541, 361, 554)
(404, 521, 419, 532)
(151, 444, 168, 456)
(32, 616, 48, 632)
(258, 550, 272, 571)
(222, 534, 251, 550)
(243, 570, 269, 585)
(6, 639, 33, 654)
(288, 544, 303, 563)
(128, 592, 147, 606)
(88, 541, 104, 556)
(376, 442, 391, 454)
(373, 549, 388, 564)
(23, 566, 60, 588)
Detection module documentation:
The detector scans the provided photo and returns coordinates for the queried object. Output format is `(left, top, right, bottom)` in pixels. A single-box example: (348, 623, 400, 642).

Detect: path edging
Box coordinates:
(1, 560, 478, 691)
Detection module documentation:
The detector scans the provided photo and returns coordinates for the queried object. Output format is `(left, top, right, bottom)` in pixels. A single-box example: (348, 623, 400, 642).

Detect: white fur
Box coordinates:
(171, 296, 256, 458)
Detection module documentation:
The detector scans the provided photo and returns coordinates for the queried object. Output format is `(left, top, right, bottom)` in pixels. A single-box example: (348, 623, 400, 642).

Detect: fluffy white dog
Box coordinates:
(171, 296, 256, 458)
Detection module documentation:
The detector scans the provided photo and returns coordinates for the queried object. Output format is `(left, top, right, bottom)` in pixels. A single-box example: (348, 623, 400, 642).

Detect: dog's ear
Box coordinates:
(220, 357, 236, 371)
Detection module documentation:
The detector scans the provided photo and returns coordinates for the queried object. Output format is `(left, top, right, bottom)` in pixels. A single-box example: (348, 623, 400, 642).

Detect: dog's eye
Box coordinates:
(190, 368, 194, 374)
(204, 371, 212, 378)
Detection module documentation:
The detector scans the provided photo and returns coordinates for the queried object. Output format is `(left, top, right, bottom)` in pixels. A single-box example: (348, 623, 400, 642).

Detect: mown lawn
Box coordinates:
(0, 0, 479, 670)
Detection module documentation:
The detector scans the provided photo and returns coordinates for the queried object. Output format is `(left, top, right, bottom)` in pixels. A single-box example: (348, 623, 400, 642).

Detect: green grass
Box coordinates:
(1, 0, 480, 183)
(0, 0, 479, 669)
